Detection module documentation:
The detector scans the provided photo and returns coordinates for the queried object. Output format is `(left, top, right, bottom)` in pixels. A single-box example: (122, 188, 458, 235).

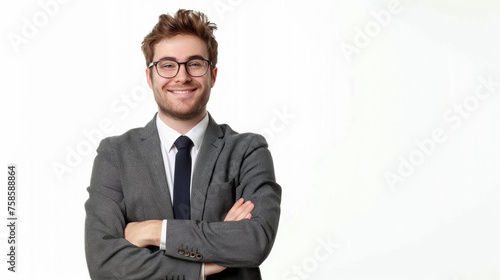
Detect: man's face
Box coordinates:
(147, 34, 217, 121)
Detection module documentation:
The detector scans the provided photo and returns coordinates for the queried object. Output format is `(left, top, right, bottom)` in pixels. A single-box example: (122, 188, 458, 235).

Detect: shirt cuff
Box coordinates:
(200, 263, 205, 280)
(159, 219, 167, 250)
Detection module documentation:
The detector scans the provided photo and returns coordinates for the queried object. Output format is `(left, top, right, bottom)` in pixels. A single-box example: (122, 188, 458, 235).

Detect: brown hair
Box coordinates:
(142, 9, 218, 68)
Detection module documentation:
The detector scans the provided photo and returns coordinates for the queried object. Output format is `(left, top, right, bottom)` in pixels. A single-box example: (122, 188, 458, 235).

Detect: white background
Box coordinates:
(1, 0, 500, 279)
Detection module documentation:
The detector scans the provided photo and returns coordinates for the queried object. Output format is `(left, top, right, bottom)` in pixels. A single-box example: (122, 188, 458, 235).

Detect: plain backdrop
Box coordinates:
(1, 0, 499, 279)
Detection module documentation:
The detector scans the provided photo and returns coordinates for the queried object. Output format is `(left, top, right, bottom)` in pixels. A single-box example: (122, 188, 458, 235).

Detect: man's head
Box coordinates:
(142, 9, 218, 123)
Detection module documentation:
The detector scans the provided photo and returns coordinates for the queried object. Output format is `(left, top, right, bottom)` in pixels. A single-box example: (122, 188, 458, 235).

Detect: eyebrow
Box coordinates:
(156, 55, 207, 62)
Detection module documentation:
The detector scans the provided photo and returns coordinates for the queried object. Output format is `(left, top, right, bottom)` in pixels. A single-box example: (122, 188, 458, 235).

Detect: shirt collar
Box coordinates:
(156, 113, 209, 152)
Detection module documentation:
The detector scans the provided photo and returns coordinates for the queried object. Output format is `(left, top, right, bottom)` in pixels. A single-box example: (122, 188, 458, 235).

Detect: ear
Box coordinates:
(211, 67, 218, 88)
(146, 67, 153, 89)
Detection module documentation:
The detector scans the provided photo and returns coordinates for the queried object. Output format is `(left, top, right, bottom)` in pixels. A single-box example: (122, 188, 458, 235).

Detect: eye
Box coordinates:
(159, 61, 177, 69)
(187, 60, 203, 67)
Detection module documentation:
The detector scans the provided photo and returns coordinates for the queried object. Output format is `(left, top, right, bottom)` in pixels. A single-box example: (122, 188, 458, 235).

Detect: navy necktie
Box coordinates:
(173, 136, 193, 220)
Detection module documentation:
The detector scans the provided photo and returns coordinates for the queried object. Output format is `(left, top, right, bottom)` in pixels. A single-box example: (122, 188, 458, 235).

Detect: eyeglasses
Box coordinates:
(148, 58, 212, 78)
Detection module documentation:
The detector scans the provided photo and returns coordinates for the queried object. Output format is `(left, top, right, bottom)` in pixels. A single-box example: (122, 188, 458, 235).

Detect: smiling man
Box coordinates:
(84, 9, 281, 280)
(148, 34, 214, 133)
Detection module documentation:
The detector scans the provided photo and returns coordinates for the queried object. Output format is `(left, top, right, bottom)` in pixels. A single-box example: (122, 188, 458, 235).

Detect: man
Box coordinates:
(84, 9, 281, 279)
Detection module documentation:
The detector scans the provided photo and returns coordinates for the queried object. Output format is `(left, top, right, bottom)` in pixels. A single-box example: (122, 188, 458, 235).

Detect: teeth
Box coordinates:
(172, 90, 192, 94)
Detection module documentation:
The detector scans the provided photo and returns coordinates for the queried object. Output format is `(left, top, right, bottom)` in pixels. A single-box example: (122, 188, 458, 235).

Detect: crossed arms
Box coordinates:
(84, 132, 281, 279)
(123, 198, 255, 276)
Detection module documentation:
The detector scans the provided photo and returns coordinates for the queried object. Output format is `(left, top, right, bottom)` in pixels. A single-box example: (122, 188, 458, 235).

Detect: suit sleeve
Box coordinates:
(84, 138, 202, 279)
(164, 134, 282, 267)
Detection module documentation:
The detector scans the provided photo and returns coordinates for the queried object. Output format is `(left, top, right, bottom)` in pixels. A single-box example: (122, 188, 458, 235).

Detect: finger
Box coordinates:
(234, 201, 254, 221)
(205, 262, 227, 276)
(225, 200, 252, 221)
(226, 198, 244, 217)
(229, 201, 253, 221)
(224, 198, 245, 221)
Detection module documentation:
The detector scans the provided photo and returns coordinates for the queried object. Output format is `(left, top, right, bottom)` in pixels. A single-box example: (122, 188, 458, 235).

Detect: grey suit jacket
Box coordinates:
(85, 114, 281, 280)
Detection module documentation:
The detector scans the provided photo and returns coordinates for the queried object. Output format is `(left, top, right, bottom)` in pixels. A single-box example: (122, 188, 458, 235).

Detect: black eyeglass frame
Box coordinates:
(148, 58, 213, 78)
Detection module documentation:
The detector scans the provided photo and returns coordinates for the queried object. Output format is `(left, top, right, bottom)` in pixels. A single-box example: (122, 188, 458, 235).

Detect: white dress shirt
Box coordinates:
(156, 112, 209, 279)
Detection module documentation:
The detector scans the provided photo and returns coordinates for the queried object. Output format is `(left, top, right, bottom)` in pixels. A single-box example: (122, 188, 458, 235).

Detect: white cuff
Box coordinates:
(159, 219, 167, 250)
(199, 263, 205, 280)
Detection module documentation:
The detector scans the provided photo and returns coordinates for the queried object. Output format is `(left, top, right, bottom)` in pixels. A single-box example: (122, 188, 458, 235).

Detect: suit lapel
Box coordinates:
(139, 115, 175, 219)
(191, 115, 224, 221)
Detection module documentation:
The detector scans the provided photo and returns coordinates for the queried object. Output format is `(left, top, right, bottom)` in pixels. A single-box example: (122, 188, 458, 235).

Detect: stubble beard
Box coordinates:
(155, 86, 209, 121)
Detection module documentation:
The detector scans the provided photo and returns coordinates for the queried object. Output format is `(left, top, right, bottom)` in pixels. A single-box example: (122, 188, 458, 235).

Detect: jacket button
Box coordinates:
(195, 253, 203, 260)
(184, 250, 190, 257)
(178, 248, 185, 255)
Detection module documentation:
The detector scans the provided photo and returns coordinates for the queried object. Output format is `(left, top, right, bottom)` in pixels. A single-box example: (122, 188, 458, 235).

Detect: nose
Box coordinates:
(174, 63, 192, 84)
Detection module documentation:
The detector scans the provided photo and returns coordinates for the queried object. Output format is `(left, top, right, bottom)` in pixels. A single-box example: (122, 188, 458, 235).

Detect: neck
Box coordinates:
(158, 111, 206, 135)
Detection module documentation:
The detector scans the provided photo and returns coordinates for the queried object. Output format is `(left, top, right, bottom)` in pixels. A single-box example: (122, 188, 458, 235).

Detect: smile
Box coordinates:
(168, 89, 196, 94)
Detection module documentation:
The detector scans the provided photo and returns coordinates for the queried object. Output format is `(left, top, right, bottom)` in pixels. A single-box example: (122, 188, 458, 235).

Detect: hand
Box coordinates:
(205, 262, 228, 275)
(224, 197, 254, 221)
(205, 198, 254, 276)
(124, 220, 162, 247)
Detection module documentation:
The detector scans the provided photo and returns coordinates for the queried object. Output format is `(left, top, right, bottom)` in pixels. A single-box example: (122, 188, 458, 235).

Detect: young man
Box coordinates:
(85, 9, 281, 279)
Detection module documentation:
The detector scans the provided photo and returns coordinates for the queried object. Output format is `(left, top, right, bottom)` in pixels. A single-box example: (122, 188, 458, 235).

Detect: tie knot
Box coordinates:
(174, 135, 193, 150)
